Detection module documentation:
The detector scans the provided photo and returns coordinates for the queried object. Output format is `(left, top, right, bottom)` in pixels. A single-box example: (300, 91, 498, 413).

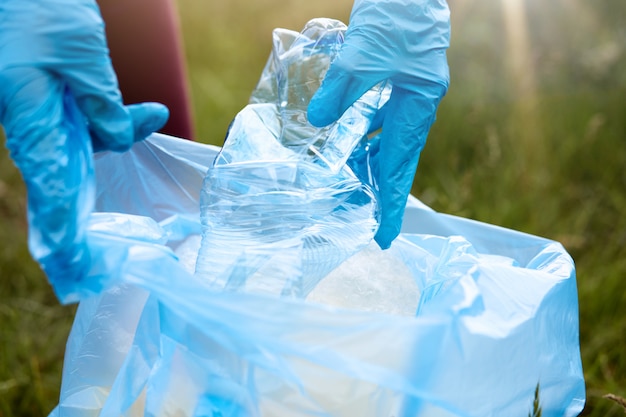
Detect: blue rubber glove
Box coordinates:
(308, 0, 450, 249)
(0, 0, 169, 151)
(0, 0, 169, 301)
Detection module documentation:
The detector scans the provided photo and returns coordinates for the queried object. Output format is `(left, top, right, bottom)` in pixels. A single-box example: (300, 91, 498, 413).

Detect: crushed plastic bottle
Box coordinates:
(194, 18, 391, 297)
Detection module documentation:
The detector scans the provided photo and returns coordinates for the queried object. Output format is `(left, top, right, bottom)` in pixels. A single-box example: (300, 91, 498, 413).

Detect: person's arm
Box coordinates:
(308, 0, 450, 249)
(0, 0, 169, 298)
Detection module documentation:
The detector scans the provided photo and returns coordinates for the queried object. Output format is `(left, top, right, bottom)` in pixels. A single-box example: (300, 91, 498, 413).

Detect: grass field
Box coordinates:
(1, 0, 625, 415)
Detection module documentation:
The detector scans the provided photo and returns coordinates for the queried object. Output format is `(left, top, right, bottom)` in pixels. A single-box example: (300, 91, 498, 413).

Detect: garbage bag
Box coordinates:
(47, 131, 585, 416)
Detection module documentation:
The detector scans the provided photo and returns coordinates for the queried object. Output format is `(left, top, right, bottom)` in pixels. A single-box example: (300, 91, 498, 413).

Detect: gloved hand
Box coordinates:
(0, 0, 169, 301)
(0, 0, 169, 152)
(308, 0, 450, 249)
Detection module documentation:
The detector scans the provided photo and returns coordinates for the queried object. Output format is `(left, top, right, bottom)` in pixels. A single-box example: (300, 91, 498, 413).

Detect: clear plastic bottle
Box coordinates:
(194, 18, 391, 297)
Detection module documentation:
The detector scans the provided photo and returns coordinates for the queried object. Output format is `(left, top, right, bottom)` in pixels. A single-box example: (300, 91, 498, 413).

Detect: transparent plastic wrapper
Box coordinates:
(45, 21, 585, 417)
(195, 19, 390, 297)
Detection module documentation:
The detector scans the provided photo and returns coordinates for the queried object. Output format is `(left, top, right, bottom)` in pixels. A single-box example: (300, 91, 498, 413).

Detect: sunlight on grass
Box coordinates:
(500, 0, 545, 186)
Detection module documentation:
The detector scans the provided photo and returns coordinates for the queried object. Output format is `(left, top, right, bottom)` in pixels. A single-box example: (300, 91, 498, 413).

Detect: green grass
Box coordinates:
(1, 0, 625, 415)
(529, 383, 543, 417)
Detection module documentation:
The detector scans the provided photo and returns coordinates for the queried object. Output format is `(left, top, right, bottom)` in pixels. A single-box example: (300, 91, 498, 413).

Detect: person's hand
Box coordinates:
(0, 0, 168, 300)
(308, 0, 450, 249)
(0, 0, 169, 152)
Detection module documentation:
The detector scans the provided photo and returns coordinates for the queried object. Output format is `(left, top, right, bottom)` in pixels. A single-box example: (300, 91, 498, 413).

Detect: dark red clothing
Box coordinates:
(98, 0, 194, 140)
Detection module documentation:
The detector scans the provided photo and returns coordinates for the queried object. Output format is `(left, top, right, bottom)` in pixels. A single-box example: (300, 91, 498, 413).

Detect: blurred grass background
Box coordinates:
(1, 0, 625, 415)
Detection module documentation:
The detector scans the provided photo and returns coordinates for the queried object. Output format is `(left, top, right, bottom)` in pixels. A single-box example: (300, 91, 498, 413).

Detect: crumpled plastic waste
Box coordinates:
(43, 19, 584, 417)
(194, 19, 389, 298)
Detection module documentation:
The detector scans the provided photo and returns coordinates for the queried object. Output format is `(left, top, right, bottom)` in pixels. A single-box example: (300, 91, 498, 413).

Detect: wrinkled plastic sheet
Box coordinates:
(49, 133, 585, 416)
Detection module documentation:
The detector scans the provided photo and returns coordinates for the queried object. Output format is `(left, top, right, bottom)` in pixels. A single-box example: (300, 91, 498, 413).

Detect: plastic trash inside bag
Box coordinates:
(48, 132, 586, 416)
(45, 20, 585, 417)
(195, 18, 390, 298)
